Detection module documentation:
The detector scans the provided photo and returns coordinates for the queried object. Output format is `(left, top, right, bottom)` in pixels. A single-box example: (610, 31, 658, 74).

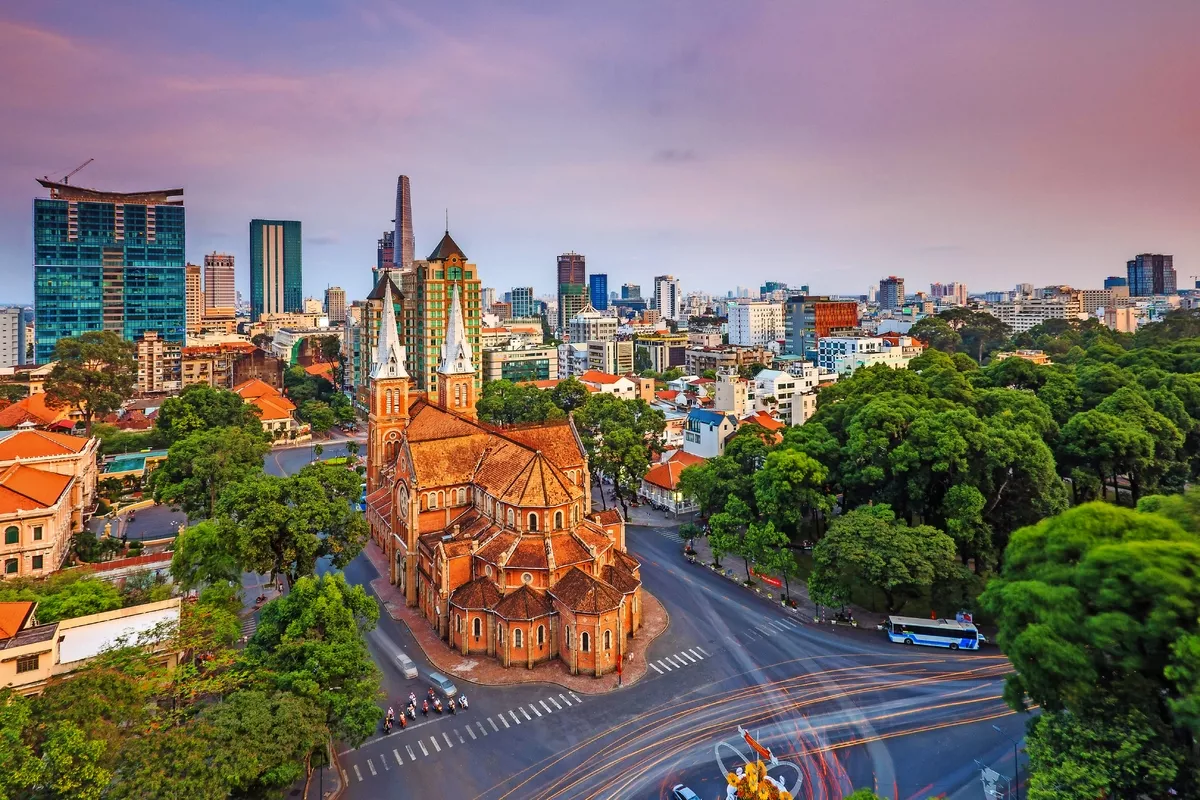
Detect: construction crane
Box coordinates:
(43, 158, 94, 185)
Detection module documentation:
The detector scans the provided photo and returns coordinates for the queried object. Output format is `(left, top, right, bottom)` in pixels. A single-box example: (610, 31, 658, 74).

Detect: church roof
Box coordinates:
(405, 399, 483, 441)
(494, 584, 553, 620)
(493, 451, 577, 507)
(428, 231, 467, 262)
(550, 567, 624, 614)
(501, 422, 586, 470)
(449, 576, 502, 611)
(438, 282, 475, 376)
(366, 269, 403, 301)
(601, 563, 641, 594)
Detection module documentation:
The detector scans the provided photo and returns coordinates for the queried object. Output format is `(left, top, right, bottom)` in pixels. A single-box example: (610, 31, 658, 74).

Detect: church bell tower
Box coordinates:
(436, 281, 477, 419)
(367, 273, 411, 492)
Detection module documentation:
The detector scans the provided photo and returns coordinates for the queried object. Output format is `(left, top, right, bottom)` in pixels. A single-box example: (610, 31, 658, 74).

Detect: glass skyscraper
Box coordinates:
(510, 286, 535, 318)
(589, 273, 609, 310)
(250, 219, 303, 321)
(34, 179, 185, 363)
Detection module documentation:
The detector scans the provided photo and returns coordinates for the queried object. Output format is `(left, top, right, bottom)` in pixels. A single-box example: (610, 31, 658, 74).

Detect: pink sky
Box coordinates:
(2, 1, 1198, 302)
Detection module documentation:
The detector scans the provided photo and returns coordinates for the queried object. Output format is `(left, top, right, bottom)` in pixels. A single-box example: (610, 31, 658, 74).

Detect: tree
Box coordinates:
(477, 379, 564, 425)
(251, 332, 274, 351)
(709, 496, 753, 580)
(908, 316, 962, 353)
(745, 520, 798, 598)
(753, 449, 832, 539)
(33, 578, 123, 623)
(0, 383, 29, 404)
(155, 384, 265, 444)
(43, 331, 136, 434)
(219, 462, 368, 585)
(808, 504, 957, 613)
(300, 400, 336, 434)
(153, 426, 271, 519)
(245, 573, 382, 745)
(573, 394, 665, 513)
(550, 377, 591, 414)
(171, 520, 242, 592)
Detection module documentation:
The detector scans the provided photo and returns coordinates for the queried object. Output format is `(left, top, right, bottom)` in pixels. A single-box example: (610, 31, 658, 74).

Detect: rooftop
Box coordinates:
(0, 429, 90, 460)
(0, 463, 73, 514)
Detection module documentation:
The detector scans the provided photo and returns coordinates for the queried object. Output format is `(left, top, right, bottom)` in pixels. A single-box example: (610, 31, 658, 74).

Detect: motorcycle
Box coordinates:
(398, 714, 407, 730)
(460, 696, 469, 710)
(448, 699, 457, 715)
(406, 704, 416, 720)
(422, 700, 429, 717)
(384, 716, 393, 734)
(434, 698, 443, 714)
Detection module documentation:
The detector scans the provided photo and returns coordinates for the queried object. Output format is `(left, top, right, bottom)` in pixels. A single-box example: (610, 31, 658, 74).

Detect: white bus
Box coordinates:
(883, 616, 981, 650)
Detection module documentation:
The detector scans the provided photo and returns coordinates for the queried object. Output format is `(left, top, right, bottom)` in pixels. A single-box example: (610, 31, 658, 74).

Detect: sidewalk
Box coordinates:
(363, 542, 670, 694)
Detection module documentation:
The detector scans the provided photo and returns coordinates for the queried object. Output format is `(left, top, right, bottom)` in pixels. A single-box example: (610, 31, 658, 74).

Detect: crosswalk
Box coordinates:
(239, 616, 257, 640)
(646, 646, 709, 675)
(727, 616, 802, 645)
(341, 691, 585, 783)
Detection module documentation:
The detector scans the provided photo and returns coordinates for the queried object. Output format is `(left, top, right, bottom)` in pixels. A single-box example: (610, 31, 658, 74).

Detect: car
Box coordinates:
(428, 671, 457, 697)
(671, 785, 700, 800)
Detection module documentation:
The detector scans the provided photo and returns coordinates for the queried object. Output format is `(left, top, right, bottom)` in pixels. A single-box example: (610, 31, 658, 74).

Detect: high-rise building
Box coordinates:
(1127, 253, 1176, 297)
(375, 230, 395, 283)
(185, 264, 204, 334)
(930, 282, 968, 305)
(622, 283, 641, 300)
(324, 286, 346, 323)
(510, 286, 536, 318)
(783, 295, 860, 358)
(398, 232, 483, 393)
(1104, 276, 1128, 291)
(203, 253, 235, 309)
(135, 330, 181, 393)
(654, 275, 682, 321)
(481, 287, 496, 309)
(557, 252, 587, 333)
(0, 308, 25, 368)
(1014, 283, 1034, 298)
(878, 276, 905, 310)
(33, 179, 186, 363)
(589, 273, 609, 311)
(394, 176, 415, 273)
(249, 219, 302, 322)
(727, 301, 784, 347)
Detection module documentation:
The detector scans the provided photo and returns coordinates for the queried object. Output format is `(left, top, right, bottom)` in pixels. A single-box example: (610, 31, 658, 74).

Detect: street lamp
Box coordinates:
(993, 724, 1021, 800)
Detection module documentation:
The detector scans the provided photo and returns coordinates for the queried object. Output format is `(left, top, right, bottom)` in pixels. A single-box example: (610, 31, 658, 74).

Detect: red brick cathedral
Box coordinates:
(365, 247, 642, 677)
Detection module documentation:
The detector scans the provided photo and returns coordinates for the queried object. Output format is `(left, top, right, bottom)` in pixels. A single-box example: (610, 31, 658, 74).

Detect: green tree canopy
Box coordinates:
(153, 426, 271, 519)
(154, 383, 265, 444)
(43, 331, 137, 434)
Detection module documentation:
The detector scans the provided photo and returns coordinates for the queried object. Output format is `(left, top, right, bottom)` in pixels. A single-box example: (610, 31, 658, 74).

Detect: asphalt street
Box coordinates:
(335, 520, 1028, 800)
(87, 503, 188, 542)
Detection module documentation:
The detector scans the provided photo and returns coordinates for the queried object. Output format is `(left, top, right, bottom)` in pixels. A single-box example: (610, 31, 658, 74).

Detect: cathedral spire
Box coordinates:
(371, 274, 408, 379)
(439, 282, 474, 376)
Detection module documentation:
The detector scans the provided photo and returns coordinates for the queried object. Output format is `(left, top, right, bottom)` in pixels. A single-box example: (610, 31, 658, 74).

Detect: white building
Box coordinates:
(587, 340, 634, 375)
(0, 307, 26, 368)
(713, 373, 752, 417)
(654, 275, 683, 321)
(988, 298, 1083, 333)
(727, 301, 784, 347)
(683, 409, 738, 459)
(568, 306, 618, 343)
(817, 335, 918, 375)
(578, 370, 637, 400)
(557, 342, 588, 379)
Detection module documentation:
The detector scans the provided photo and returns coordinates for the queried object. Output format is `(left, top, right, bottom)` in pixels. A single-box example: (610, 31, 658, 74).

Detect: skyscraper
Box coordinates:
(878, 276, 905, 310)
(1127, 253, 1176, 297)
(249, 219, 303, 322)
(325, 286, 346, 323)
(33, 178, 185, 363)
(394, 175, 415, 273)
(0, 308, 26, 368)
(621, 283, 641, 300)
(1104, 276, 1128, 290)
(589, 273, 609, 311)
(375, 230, 395, 284)
(510, 286, 535, 318)
(185, 264, 203, 333)
(653, 275, 682, 321)
(557, 252, 587, 333)
(203, 252, 235, 309)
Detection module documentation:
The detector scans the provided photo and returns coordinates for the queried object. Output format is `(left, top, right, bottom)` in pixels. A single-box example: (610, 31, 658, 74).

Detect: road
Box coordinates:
(334, 520, 1027, 800)
(264, 431, 365, 477)
(87, 503, 188, 542)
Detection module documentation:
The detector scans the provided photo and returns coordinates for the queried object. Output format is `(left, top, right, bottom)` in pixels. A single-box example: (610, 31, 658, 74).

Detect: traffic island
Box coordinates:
(364, 541, 670, 695)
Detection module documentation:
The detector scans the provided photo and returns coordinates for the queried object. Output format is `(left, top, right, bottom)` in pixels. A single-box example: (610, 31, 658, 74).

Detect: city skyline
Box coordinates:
(2, 2, 1198, 305)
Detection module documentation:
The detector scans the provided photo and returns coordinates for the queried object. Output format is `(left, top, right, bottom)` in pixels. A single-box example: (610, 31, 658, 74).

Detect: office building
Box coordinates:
(622, 283, 642, 300)
(989, 298, 1083, 333)
(1103, 276, 1128, 291)
(635, 333, 688, 373)
(203, 253, 235, 309)
(325, 286, 346, 323)
(303, 297, 323, 315)
(654, 275, 682, 321)
(568, 306, 618, 343)
(930, 282, 968, 305)
(185, 264, 204, 334)
(394, 175, 415, 273)
(481, 287, 496, 309)
(727, 301, 783, 347)
(817, 334, 921, 375)
(135, 330, 182, 394)
(878, 276, 905, 310)
(249, 219, 302, 322)
(557, 252, 587, 333)
(1, 308, 26, 368)
(1127, 253, 1176, 297)
(685, 346, 773, 376)
(33, 179, 186, 363)
(587, 339, 634, 375)
(510, 286, 536, 319)
(783, 296, 860, 358)
(589, 273, 609, 310)
(375, 230, 395, 282)
(481, 345, 558, 383)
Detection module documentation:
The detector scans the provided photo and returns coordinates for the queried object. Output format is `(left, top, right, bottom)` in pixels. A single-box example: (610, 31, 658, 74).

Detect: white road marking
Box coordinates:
(680, 650, 698, 663)
(394, 748, 403, 765)
(467, 726, 477, 740)
(688, 648, 704, 660)
(649, 661, 663, 674)
(658, 659, 672, 671)
(499, 715, 510, 729)
(456, 730, 464, 744)
(490, 717, 501, 731)
(696, 645, 709, 656)
(353, 765, 363, 782)
(478, 721, 489, 737)
(529, 704, 542, 717)
(540, 700, 553, 714)
(407, 745, 417, 760)
(667, 656, 685, 668)
(758, 625, 773, 636)
(380, 754, 389, 771)
(559, 693, 572, 706)
(431, 737, 441, 752)
(509, 710, 521, 725)
(368, 759, 377, 776)
(520, 707, 532, 721)
(443, 732, 454, 748)
(569, 692, 582, 703)
(549, 696, 563, 710)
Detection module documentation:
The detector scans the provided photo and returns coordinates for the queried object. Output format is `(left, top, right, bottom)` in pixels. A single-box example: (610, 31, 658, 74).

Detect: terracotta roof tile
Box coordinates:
(494, 584, 553, 620)
(550, 533, 594, 567)
(504, 537, 550, 570)
(600, 564, 641, 594)
(449, 576, 502, 610)
(232, 378, 280, 399)
(405, 399, 482, 441)
(0, 429, 89, 460)
(492, 452, 579, 507)
(613, 549, 640, 574)
(0, 393, 72, 428)
(0, 464, 73, 514)
(667, 450, 706, 468)
(579, 370, 621, 385)
(549, 567, 624, 613)
(502, 422, 586, 470)
(0, 601, 36, 640)
(591, 508, 624, 527)
(475, 530, 520, 564)
(642, 460, 688, 491)
(408, 434, 491, 487)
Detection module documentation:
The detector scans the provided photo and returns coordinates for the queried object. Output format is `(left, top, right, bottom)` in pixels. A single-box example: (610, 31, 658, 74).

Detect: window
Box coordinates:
(554, 510, 563, 529)
(604, 630, 612, 650)
(455, 614, 461, 633)
(428, 493, 438, 509)
(566, 626, 572, 651)
(32, 526, 42, 541)
(15, 654, 38, 674)
(506, 508, 515, 527)
(32, 555, 43, 570)
(528, 513, 538, 531)
(537, 625, 545, 646)
(458, 488, 466, 505)
(4, 527, 16, 545)
(473, 617, 481, 638)
(514, 629, 523, 648)
(522, 572, 533, 584)
(581, 632, 590, 652)
(3, 559, 16, 575)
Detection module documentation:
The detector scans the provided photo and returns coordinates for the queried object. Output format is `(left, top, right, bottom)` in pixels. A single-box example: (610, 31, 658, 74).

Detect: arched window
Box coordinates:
(458, 488, 466, 504)
(528, 513, 538, 532)
(604, 630, 612, 650)
(4, 526, 17, 545)
(581, 631, 590, 652)
(554, 510, 563, 529)
(506, 508, 515, 527)
(514, 628, 523, 648)
(565, 626, 572, 651)
(455, 614, 461, 633)
(428, 493, 438, 509)
(437, 490, 445, 508)
(454, 383, 462, 407)
(3, 558, 16, 575)
(537, 625, 545, 647)
(473, 617, 481, 638)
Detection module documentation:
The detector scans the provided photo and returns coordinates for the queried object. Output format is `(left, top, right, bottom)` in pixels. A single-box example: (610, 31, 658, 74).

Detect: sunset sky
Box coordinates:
(2, 0, 1198, 303)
